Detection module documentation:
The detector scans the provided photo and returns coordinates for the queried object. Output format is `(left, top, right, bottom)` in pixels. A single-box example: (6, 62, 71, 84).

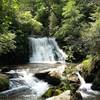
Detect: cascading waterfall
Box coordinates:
(29, 37, 67, 63)
(0, 69, 49, 99)
(76, 72, 100, 100)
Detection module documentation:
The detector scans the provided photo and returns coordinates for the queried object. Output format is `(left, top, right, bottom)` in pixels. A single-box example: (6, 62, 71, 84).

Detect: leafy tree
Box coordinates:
(54, 0, 83, 39)
(81, 7, 100, 56)
(0, 33, 16, 54)
(16, 11, 43, 32)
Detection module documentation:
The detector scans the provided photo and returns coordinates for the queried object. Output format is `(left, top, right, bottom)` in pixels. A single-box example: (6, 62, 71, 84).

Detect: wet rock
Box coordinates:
(71, 92, 82, 100)
(43, 88, 63, 98)
(85, 74, 95, 83)
(35, 72, 61, 86)
(0, 86, 30, 96)
(5, 70, 18, 78)
(35, 65, 66, 86)
(0, 74, 9, 92)
(76, 64, 83, 72)
(67, 73, 80, 92)
(1, 67, 10, 73)
(49, 65, 66, 78)
(92, 70, 100, 91)
(67, 74, 79, 83)
(46, 90, 71, 100)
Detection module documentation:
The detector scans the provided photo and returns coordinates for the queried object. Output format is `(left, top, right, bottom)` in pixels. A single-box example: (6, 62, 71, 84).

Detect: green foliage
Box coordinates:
(81, 7, 100, 56)
(42, 88, 63, 98)
(0, 33, 16, 54)
(82, 56, 93, 74)
(0, 0, 100, 64)
(64, 66, 77, 75)
(17, 11, 43, 32)
(66, 45, 87, 62)
(0, 0, 18, 55)
(54, 0, 83, 38)
(62, 36, 88, 62)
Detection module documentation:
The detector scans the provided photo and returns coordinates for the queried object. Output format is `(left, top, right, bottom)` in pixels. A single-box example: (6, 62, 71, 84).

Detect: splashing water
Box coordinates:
(76, 72, 100, 100)
(17, 69, 49, 96)
(0, 69, 49, 98)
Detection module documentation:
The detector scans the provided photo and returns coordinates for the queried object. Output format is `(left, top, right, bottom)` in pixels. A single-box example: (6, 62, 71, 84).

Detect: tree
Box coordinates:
(54, 0, 83, 39)
(81, 7, 100, 56)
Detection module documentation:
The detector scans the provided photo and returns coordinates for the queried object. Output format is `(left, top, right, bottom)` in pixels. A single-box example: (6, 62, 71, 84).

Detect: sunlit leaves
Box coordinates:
(0, 33, 16, 54)
(54, 0, 83, 38)
(17, 11, 43, 32)
(81, 6, 100, 56)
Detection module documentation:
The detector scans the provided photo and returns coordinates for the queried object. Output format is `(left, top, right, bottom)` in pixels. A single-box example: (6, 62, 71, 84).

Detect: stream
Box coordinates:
(0, 63, 62, 100)
(0, 37, 100, 100)
(0, 37, 67, 100)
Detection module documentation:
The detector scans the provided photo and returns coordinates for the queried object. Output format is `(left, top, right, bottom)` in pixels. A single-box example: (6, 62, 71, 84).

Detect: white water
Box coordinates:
(17, 69, 49, 96)
(0, 69, 49, 98)
(29, 37, 67, 63)
(76, 72, 100, 100)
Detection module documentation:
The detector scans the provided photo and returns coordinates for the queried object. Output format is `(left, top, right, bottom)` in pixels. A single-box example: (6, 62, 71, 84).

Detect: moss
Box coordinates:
(43, 79, 73, 98)
(64, 64, 77, 75)
(82, 57, 92, 74)
(53, 89, 63, 96)
(59, 80, 71, 91)
(42, 88, 53, 98)
(43, 88, 63, 98)
(0, 74, 9, 91)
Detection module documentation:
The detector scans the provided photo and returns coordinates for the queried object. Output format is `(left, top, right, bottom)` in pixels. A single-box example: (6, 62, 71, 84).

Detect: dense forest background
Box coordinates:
(0, 0, 100, 64)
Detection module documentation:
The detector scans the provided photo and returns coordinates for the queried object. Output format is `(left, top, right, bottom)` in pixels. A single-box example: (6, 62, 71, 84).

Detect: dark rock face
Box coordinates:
(71, 92, 82, 100)
(1, 67, 11, 73)
(35, 72, 61, 86)
(0, 74, 9, 92)
(85, 58, 100, 91)
(1, 67, 18, 78)
(92, 70, 100, 91)
(85, 74, 95, 83)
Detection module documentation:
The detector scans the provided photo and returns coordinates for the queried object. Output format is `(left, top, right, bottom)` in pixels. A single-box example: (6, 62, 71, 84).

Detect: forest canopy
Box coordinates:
(0, 0, 100, 63)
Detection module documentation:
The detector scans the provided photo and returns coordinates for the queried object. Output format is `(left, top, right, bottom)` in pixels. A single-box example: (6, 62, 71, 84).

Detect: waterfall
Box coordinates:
(29, 37, 67, 63)
(76, 72, 86, 85)
(76, 72, 100, 100)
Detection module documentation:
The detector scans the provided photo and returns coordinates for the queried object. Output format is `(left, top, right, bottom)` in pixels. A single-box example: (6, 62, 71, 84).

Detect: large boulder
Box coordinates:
(49, 65, 66, 78)
(46, 90, 71, 100)
(35, 65, 66, 86)
(42, 88, 63, 98)
(67, 73, 79, 83)
(35, 72, 61, 86)
(0, 74, 9, 91)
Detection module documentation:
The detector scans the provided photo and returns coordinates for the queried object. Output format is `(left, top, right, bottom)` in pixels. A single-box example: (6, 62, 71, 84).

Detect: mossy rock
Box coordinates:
(42, 88, 54, 98)
(82, 57, 92, 74)
(42, 88, 63, 98)
(43, 79, 72, 98)
(53, 89, 63, 96)
(0, 74, 9, 92)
